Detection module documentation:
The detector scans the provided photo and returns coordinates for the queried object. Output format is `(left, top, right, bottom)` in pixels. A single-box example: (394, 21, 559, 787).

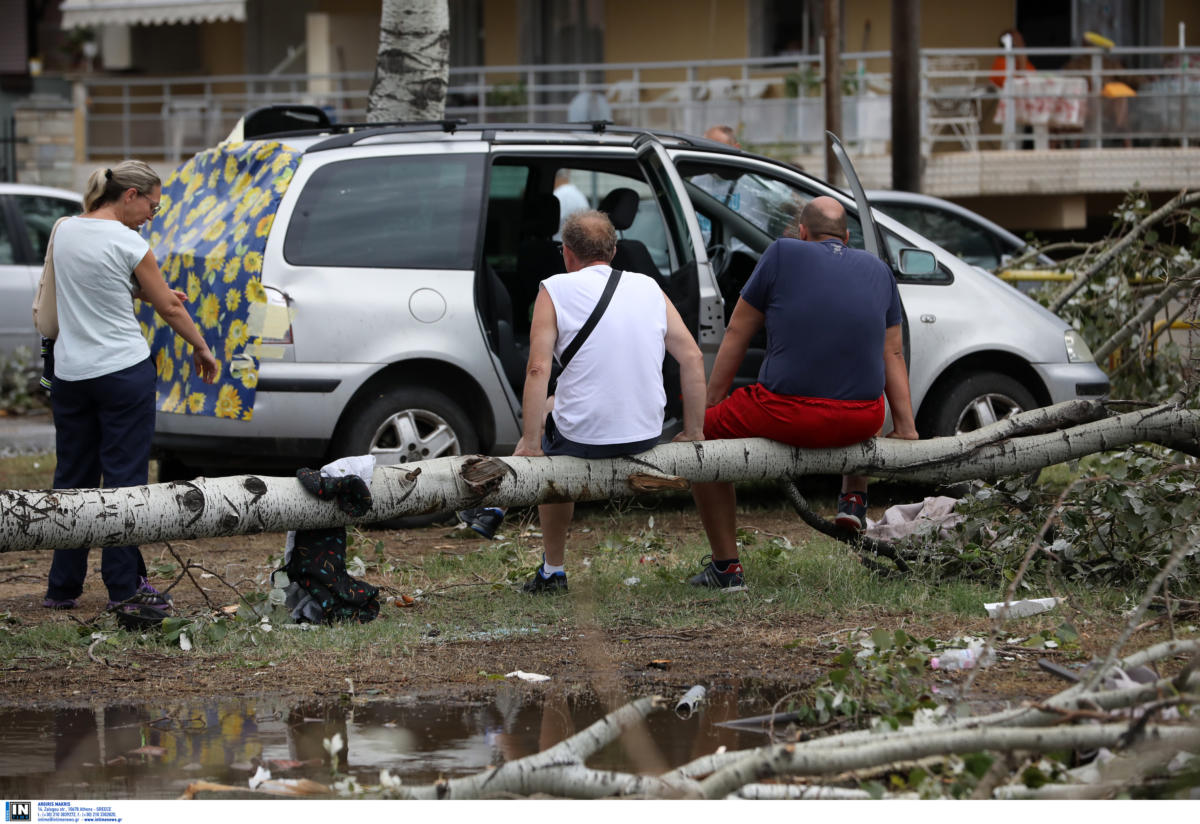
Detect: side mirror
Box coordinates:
(897, 248, 937, 276)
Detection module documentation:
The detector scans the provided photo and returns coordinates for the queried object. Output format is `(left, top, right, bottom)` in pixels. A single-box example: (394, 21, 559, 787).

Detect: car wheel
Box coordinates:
(331, 387, 478, 528)
(924, 372, 1037, 437)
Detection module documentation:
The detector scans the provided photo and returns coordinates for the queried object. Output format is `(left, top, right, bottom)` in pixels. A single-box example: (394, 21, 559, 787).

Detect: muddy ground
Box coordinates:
(0, 504, 1155, 712)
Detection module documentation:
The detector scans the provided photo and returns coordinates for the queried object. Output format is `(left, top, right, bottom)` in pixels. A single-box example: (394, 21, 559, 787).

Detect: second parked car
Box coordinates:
(0, 183, 81, 355)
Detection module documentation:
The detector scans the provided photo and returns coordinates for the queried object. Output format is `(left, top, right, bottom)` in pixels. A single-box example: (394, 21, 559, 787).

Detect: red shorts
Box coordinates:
(704, 384, 885, 448)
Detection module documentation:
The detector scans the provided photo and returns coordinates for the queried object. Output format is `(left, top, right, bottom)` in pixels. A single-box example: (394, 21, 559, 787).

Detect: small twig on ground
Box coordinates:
(180, 562, 256, 610)
(620, 632, 698, 641)
(162, 541, 218, 612)
(817, 626, 875, 641)
(0, 574, 42, 584)
(87, 636, 119, 668)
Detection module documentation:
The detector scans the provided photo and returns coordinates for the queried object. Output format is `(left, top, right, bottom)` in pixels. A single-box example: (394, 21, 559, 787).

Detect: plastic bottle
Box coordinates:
(930, 647, 988, 671)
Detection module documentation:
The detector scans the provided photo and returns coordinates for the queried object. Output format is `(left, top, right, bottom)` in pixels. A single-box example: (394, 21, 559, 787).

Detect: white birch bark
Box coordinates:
(382, 696, 697, 799)
(2, 401, 1198, 552)
(366, 0, 449, 122)
(697, 724, 1200, 799)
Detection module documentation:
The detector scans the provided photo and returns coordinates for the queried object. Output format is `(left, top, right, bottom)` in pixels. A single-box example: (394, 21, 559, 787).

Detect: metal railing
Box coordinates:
(74, 45, 1200, 162)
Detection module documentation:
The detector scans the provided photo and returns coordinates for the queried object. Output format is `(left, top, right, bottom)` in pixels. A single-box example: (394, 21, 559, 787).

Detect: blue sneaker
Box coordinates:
(521, 564, 568, 594)
(835, 492, 868, 532)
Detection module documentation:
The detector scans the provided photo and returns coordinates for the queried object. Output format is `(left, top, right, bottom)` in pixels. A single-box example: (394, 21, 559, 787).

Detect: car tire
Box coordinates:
(330, 387, 478, 528)
(154, 454, 196, 483)
(923, 371, 1037, 437)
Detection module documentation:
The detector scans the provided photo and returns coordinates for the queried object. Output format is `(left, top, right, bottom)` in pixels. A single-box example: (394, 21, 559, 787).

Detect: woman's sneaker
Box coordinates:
(42, 597, 77, 610)
(107, 578, 172, 611)
(688, 556, 747, 592)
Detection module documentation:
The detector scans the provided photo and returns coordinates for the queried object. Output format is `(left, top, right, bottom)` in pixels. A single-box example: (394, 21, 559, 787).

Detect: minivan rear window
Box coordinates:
(284, 154, 484, 269)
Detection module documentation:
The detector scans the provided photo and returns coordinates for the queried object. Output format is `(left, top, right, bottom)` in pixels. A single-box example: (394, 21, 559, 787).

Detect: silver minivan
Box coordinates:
(153, 122, 1108, 477)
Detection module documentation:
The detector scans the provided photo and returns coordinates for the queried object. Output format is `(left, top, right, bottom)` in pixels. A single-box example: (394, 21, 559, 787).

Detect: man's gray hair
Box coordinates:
(561, 210, 617, 264)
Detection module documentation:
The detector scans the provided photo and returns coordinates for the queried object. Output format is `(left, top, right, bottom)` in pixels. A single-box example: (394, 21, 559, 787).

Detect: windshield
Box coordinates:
(678, 162, 865, 250)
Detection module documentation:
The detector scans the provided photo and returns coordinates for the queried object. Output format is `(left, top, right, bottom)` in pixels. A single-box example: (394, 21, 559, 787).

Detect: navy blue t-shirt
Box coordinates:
(740, 237, 902, 401)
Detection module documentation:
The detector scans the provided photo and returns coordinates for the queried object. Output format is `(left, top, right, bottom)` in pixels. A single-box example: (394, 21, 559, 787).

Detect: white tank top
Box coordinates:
(541, 264, 667, 445)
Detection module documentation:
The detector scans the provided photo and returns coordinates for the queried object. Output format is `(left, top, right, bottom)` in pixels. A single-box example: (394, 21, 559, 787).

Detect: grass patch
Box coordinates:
(0, 453, 162, 490)
(0, 452, 56, 490)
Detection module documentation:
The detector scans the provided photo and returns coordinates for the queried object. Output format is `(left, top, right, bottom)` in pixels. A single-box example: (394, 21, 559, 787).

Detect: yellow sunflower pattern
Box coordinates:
(139, 141, 301, 419)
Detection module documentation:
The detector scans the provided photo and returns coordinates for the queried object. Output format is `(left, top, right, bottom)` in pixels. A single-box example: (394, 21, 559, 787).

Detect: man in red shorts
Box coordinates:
(690, 196, 918, 590)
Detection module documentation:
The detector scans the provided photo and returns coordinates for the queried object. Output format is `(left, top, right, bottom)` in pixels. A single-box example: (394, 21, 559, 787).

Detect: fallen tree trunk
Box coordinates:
(3, 400, 1198, 552)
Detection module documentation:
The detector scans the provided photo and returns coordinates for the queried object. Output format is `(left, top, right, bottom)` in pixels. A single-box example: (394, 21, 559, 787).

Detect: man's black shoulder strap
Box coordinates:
(557, 268, 622, 371)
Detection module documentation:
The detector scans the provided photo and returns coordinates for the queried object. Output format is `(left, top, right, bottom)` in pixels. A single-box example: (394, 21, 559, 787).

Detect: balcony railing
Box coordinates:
(76, 45, 1200, 163)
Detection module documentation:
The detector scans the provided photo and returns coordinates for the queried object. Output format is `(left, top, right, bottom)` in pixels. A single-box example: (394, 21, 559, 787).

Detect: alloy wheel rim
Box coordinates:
(368, 408, 461, 465)
(955, 392, 1024, 433)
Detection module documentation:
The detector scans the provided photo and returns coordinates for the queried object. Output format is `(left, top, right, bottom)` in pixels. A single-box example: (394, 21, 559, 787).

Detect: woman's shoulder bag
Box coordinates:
(32, 216, 70, 340)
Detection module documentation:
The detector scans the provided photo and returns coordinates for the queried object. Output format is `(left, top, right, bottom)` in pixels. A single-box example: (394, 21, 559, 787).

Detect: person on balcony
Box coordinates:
(989, 29, 1036, 89)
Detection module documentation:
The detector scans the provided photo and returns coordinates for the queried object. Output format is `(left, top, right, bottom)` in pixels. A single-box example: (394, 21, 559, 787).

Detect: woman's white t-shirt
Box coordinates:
(52, 217, 151, 381)
(541, 264, 667, 445)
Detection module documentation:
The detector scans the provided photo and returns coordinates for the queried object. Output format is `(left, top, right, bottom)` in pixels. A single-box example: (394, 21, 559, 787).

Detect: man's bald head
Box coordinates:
(798, 196, 848, 242)
(704, 125, 740, 148)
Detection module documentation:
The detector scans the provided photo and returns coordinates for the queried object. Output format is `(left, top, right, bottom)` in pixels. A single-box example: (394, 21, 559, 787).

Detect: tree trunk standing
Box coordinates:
(891, 0, 921, 192)
(4, 401, 1200, 553)
(823, 0, 842, 186)
(366, 0, 450, 122)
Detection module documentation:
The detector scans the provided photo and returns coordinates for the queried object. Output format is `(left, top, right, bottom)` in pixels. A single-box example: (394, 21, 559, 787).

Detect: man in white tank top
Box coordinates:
(512, 210, 707, 593)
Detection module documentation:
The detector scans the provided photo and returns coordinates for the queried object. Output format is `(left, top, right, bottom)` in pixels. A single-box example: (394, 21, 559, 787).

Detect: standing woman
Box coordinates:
(42, 160, 219, 612)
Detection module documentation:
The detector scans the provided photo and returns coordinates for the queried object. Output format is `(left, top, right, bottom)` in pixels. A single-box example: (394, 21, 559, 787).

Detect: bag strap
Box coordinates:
(43, 216, 67, 266)
(557, 268, 622, 371)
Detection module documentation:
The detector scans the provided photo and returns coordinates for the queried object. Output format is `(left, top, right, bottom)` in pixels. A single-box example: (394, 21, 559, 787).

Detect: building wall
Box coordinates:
(483, 0, 520, 67)
(604, 0, 746, 64)
(1163, 0, 1200, 45)
(199, 22, 246, 76)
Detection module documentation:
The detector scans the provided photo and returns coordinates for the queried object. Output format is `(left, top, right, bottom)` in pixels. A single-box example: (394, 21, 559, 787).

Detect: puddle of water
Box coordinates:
(0, 685, 785, 799)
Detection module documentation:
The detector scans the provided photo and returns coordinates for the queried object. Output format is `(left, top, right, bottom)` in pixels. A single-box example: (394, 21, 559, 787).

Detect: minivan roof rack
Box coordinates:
(302, 120, 746, 154)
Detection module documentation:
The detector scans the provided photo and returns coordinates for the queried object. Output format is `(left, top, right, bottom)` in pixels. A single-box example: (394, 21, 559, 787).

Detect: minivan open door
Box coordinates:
(633, 134, 726, 351)
(827, 130, 910, 366)
(827, 131, 883, 259)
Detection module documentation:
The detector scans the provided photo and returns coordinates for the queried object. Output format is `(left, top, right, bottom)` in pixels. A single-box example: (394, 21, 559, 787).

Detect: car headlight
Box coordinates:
(1064, 329, 1094, 363)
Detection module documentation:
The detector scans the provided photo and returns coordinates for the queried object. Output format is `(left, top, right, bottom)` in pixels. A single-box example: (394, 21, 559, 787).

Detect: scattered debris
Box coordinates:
(985, 597, 1061, 619)
(505, 670, 551, 682)
(675, 684, 706, 719)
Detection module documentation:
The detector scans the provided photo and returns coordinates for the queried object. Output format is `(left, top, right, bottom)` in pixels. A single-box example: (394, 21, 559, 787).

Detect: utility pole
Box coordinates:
(891, 0, 920, 191)
(823, 0, 842, 186)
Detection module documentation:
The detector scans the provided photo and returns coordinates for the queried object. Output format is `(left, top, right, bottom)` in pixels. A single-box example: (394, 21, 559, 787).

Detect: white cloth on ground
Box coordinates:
(863, 496, 962, 542)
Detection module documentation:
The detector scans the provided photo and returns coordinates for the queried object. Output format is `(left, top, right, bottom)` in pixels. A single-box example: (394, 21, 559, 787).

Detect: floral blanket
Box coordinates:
(138, 141, 301, 418)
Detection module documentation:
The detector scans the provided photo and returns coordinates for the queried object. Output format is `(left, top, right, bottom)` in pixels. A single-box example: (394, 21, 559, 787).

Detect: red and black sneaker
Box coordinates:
(835, 492, 869, 532)
(688, 555, 747, 592)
